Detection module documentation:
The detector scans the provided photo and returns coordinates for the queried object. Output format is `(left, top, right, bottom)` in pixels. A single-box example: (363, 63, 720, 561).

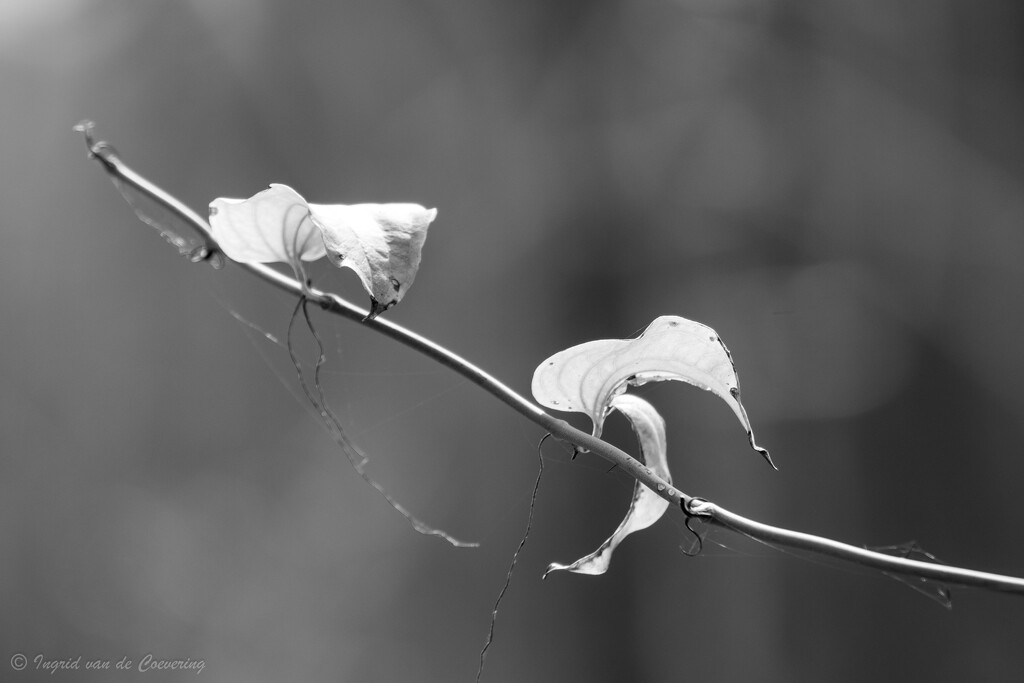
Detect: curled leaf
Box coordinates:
(208, 184, 326, 275)
(545, 394, 671, 577)
(208, 184, 436, 319)
(532, 315, 773, 468)
(313, 202, 436, 319)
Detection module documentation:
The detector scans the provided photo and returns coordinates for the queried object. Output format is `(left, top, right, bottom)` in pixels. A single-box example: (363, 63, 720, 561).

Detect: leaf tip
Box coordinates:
(751, 436, 777, 470)
(542, 563, 565, 580)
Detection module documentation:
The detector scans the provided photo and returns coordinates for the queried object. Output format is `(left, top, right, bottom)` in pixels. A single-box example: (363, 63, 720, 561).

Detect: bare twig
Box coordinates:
(77, 122, 1024, 598)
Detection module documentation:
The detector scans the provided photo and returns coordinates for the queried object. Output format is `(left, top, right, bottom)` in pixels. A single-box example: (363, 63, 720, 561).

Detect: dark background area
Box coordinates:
(3, 0, 1024, 680)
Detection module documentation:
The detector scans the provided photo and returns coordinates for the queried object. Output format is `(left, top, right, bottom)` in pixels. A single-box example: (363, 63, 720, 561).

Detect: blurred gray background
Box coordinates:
(4, 0, 1024, 680)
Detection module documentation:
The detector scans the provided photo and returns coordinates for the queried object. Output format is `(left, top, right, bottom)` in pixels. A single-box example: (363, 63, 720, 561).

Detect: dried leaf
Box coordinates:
(312, 202, 436, 319)
(208, 184, 326, 273)
(208, 184, 436, 318)
(532, 315, 773, 468)
(544, 394, 671, 577)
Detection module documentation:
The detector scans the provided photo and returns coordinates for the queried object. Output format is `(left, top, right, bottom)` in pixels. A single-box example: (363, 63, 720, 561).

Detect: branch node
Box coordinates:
(683, 496, 712, 518)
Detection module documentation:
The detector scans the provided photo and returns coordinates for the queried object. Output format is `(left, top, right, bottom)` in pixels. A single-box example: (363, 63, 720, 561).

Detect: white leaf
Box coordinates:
(208, 184, 326, 270)
(544, 394, 671, 577)
(532, 315, 773, 467)
(209, 185, 436, 318)
(312, 202, 436, 319)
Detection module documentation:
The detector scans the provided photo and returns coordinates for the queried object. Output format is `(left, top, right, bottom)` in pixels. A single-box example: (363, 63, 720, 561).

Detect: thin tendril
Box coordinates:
(476, 433, 547, 683)
(291, 298, 368, 471)
(287, 296, 478, 548)
(681, 515, 704, 557)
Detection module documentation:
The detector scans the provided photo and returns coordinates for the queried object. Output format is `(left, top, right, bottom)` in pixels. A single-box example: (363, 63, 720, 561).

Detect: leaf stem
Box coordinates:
(79, 124, 1024, 598)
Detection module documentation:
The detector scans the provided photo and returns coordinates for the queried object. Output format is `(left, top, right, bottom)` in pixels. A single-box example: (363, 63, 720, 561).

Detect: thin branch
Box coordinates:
(77, 122, 1024, 598)
(689, 499, 1024, 596)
